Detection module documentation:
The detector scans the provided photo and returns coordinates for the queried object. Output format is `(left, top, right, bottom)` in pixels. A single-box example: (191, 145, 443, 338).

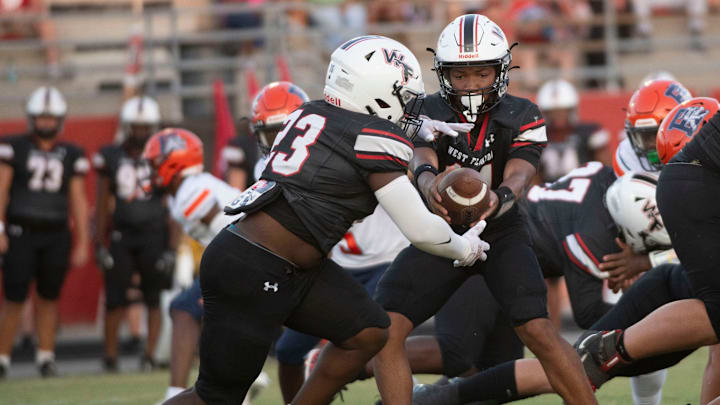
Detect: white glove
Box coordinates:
(453, 220, 491, 267)
(417, 115, 475, 142)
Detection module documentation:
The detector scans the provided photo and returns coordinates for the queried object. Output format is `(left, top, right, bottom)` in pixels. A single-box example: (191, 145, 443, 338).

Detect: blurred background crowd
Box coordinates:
(2, 0, 720, 376)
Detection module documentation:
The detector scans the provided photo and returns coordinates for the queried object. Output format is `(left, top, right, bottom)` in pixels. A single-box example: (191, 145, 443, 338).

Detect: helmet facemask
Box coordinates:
(394, 82, 425, 140)
(30, 114, 64, 139)
(434, 52, 511, 122)
(252, 123, 283, 155)
(124, 122, 158, 151)
(626, 122, 661, 170)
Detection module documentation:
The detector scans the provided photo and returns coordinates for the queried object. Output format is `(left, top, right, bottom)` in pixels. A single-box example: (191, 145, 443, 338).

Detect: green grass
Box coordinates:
(0, 347, 708, 405)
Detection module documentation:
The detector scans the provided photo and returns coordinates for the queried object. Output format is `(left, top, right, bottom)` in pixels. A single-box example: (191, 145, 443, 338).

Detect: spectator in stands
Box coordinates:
(0, 86, 90, 378)
(583, 0, 632, 88)
(631, 0, 708, 51)
(536, 78, 610, 182)
(309, 0, 366, 54)
(219, 0, 265, 54)
(93, 96, 175, 372)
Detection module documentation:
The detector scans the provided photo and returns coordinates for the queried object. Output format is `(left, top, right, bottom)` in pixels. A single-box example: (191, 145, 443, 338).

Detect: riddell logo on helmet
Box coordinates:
(324, 93, 341, 107)
(459, 53, 479, 59)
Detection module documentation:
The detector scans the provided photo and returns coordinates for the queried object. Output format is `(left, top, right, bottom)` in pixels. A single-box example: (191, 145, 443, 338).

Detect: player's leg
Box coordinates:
(172, 229, 298, 405)
(287, 259, 390, 405)
(701, 345, 720, 404)
(162, 279, 203, 402)
(621, 165, 720, 360)
(137, 232, 170, 369)
(0, 224, 37, 376)
(373, 245, 468, 405)
(275, 329, 321, 403)
(102, 233, 133, 370)
(482, 219, 596, 405)
(34, 228, 72, 376)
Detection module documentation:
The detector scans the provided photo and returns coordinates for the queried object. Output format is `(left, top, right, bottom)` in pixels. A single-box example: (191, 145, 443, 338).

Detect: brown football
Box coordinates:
(437, 168, 491, 226)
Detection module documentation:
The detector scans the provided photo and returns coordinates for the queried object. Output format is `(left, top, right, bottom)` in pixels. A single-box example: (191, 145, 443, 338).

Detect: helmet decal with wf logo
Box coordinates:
(382, 49, 413, 85)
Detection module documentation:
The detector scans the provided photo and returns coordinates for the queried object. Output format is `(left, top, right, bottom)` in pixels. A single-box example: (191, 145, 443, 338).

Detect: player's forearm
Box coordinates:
(499, 158, 536, 199)
(94, 177, 110, 247)
(70, 178, 90, 245)
(0, 164, 13, 223)
(376, 176, 470, 260)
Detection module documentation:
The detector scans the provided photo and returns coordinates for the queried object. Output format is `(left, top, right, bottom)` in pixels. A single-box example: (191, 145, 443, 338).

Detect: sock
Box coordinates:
(0, 354, 10, 367)
(458, 361, 519, 403)
(630, 370, 666, 405)
(616, 330, 634, 362)
(164, 386, 185, 401)
(36, 350, 54, 365)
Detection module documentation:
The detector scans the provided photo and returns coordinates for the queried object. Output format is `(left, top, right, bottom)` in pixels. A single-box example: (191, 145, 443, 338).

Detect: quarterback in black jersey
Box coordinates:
(0, 87, 90, 378)
(93, 96, 173, 372)
(371, 15, 596, 405)
(164, 36, 489, 405)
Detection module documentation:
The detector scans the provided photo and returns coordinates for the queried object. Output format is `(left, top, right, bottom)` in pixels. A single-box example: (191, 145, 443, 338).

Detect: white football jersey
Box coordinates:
(612, 138, 659, 177)
(169, 172, 243, 246)
(330, 205, 410, 270)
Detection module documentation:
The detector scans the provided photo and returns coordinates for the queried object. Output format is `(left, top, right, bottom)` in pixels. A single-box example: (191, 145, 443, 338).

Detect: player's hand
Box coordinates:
(71, 242, 89, 268)
(421, 165, 459, 224)
(0, 232, 8, 255)
(600, 237, 651, 292)
(95, 245, 114, 272)
(478, 189, 500, 221)
(454, 220, 491, 267)
(416, 115, 474, 142)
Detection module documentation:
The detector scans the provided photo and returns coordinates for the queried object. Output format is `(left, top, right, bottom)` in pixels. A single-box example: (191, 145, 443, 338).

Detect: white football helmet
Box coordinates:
(537, 79, 578, 111)
(433, 14, 512, 120)
(605, 172, 671, 253)
(324, 35, 425, 138)
(120, 96, 161, 146)
(26, 86, 67, 138)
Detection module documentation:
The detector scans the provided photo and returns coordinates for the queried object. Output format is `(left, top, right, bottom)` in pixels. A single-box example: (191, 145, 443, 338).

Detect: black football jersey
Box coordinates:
(222, 135, 259, 181)
(416, 93, 547, 189)
(254, 100, 412, 254)
(673, 110, 720, 172)
(540, 122, 606, 183)
(93, 144, 166, 230)
(0, 134, 89, 225)
(520, 162, 619, 279)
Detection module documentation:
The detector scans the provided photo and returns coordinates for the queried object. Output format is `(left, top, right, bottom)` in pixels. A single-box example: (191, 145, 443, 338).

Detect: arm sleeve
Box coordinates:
(562, 232, 619, 280)
(0, 140, 14, 166)
(509, 103, 547, 168)
(353, 120, 414, 175)
(375, 175, 471, 261)
(70, 146, 90, 176)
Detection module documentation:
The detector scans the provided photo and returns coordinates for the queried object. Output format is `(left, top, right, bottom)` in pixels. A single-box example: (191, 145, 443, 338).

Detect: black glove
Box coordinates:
(95, 246, 114, 272)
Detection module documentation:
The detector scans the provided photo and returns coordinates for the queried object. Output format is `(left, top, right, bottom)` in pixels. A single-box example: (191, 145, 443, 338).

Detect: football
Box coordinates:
(437, 168, 491, 226)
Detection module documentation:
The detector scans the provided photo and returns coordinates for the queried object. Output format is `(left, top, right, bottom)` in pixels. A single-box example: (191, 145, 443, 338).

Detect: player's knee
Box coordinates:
(341, 326, 388, 354)
(105, 291, 127, 311)
(515, 317, 559, 354)
(275, 340, 307, 365)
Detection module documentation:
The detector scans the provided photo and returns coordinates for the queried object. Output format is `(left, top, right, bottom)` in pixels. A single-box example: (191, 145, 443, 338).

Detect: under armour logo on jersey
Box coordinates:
(668, 106, 710, 137)
(485, 133, 495, 148)
(264, 282, 279, 293)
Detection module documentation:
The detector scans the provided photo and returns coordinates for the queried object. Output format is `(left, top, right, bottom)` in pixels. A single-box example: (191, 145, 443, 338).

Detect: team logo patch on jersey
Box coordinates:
(667, 106, 710, 137)
(224, 179, 277, 215)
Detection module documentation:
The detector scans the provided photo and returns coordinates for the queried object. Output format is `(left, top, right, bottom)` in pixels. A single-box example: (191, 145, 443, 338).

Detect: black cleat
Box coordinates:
(38, 360, 58, 378)
(0, 362, 7, 379)
(140, 354, 156, 372)
(412, 383, 461, 405)
(575, 329, 628, 389)
(103, 356, 118, 373)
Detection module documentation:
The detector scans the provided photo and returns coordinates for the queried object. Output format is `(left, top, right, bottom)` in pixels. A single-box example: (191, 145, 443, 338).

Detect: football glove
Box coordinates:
(417, 115, 474, 142)
(454, 220, 490, 267)
(95, 246, 114, 272)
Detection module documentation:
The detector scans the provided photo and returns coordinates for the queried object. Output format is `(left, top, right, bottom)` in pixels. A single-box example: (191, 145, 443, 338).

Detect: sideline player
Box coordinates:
(93, 95, 173, 372)
(164, 35, 490, 405)
(370, 15, 596, 405)
(0, 86, 90, 377)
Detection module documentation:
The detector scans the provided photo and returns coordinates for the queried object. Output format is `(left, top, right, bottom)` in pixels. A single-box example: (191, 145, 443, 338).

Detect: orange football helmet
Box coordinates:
(142, 128, 204, 188)
(251, 81, 309, 154)
(656, 97, 720, 165)
(625, 79, 691, 169)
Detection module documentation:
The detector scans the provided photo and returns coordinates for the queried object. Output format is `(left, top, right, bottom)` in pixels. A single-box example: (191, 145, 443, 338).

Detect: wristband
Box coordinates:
(490, 186, 515, 219)
(413, 164, 439, 188)
(0, 220, 4, 234)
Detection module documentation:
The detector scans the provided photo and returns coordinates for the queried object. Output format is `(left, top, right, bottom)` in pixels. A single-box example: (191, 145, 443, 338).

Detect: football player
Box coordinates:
(369, 15, 596, 405)
(220, 117, 258, 189)
(0, 86, 90, 378)
(93, 95, 174, 372)
(163, 36, 490, 405)
(576, 97, 720, 395)
(536, 79, 609, 182)
(412, 168, 673, 404)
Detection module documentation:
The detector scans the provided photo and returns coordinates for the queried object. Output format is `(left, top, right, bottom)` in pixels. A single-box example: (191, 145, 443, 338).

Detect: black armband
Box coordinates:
(490, 186, 515, 220)
(413, 164, 438, 189)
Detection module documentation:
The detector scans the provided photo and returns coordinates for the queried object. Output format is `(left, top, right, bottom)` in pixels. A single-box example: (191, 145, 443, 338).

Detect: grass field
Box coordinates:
(0, 346, 708, 405)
